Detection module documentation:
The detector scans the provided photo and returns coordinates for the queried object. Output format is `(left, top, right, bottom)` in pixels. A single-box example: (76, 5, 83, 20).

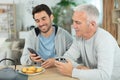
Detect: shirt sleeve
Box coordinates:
(20, 31, 34, 65)
(64, 40, 81, 67)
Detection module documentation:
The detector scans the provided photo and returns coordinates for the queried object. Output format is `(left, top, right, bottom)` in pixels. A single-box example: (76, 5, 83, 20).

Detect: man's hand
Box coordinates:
(76, 65, 89, 70)
(55, 60, 73, 77)
(41, 58, 55, 68)
(30, 53, 43, 63)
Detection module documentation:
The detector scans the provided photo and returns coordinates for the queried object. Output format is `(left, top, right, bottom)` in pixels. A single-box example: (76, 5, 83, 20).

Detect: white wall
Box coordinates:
(0, 0, 61, 31)
(0, 0, 15, 3)
(0, 0, 103, 31)
(19, 0, 102, 30)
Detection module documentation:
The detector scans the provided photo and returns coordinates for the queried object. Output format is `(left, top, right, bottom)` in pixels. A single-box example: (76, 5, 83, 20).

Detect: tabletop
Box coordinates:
(14, 65, 78, 80)
(29, 67, 78, 80)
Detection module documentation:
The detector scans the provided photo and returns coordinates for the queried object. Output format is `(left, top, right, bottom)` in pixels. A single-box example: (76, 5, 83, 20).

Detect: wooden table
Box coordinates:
(16, 65, 78, 80)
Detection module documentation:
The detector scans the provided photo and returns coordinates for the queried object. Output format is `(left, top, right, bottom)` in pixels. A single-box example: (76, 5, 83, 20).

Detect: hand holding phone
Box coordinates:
(55, 57, 67, 63)
(28, 48, 45, 62)
(28, 48, 38, 56)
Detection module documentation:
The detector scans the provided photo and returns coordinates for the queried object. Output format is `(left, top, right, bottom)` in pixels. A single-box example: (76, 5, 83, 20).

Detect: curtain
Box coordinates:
(102, 0, 118, 40)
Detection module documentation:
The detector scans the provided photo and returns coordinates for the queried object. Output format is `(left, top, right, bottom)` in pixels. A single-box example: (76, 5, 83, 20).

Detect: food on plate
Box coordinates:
(26, 70, 35, 74)
(28, 66, 36, 71)
(21, 66, 43, 74)
(22, 67, 28, 73)
(36, 67, 43, 72)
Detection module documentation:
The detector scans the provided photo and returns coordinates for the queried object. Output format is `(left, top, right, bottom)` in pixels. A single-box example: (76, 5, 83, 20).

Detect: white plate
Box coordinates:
(18, 67, 45, 76)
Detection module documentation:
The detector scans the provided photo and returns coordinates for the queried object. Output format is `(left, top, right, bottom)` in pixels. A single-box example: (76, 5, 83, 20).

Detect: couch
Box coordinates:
(0, 39, 25, 66)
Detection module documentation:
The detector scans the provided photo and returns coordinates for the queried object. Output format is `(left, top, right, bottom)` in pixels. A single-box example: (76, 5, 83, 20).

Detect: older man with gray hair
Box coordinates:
(55, 4, 120, 80)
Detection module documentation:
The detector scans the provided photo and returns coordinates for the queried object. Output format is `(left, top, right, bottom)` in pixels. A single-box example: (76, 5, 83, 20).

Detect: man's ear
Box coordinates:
(91, 21, 96, 27)
(89, 21, 96, 28)
(88, 21, 96, 32)
(50, 14, 54, 21)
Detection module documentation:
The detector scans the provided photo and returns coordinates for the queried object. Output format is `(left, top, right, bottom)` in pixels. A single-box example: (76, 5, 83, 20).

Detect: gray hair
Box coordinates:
(74, 4, 99, 24)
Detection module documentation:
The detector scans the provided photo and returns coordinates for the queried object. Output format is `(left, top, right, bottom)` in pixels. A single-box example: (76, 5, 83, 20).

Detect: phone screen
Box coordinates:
(55, 57, 67, 63)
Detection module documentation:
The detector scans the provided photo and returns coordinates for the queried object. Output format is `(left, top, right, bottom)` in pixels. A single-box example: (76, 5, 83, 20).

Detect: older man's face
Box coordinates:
(72, 11, 89, 37)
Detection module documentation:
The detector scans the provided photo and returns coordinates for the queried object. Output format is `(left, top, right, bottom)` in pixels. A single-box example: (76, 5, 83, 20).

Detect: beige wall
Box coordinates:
(117, 24, 120, 45)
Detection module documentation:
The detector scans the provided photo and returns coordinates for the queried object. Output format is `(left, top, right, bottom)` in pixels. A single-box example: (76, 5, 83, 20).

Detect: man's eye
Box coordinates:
(42, 18, 46, 21)
(35, 20, 39, 23)
(76, 21, 81, 24)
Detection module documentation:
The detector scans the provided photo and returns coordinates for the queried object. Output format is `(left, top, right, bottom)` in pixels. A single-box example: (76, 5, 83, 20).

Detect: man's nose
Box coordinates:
(72, 24, 77, 29)
(38, 21, 44, 26)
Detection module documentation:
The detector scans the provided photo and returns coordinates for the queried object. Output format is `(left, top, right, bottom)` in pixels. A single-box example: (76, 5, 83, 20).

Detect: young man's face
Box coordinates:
(72, 11, 90, 37)
(34, 11, 53, 33)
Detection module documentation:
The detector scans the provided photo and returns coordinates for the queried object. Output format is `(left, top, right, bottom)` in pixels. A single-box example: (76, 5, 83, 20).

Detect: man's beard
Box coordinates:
(40, 25, 51, 33)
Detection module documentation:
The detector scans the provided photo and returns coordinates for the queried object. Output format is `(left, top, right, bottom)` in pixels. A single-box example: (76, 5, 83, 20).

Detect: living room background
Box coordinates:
(0, 0, 102, 40)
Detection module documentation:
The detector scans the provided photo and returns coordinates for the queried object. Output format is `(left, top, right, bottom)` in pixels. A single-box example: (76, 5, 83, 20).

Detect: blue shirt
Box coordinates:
(38, 29, 56, 60)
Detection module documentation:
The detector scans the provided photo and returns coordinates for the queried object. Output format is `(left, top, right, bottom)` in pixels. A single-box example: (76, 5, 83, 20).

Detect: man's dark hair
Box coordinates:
(32, 4, 52, 19)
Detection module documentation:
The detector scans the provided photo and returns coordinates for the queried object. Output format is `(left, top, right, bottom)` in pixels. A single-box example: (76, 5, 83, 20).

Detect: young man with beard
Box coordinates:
(20, 4, 73, 68)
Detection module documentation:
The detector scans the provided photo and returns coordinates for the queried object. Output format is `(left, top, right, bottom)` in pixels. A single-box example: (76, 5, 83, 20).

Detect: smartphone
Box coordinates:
(28, 48, 38, 56)
(55, 57, 67, 63)
(27, 48, 45, 62)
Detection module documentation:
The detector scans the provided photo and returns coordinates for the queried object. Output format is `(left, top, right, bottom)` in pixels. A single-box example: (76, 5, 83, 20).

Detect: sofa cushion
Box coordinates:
(0, 39, 25, 65)
(11, 41, 20, 50)
(7, 39, 25, 50)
